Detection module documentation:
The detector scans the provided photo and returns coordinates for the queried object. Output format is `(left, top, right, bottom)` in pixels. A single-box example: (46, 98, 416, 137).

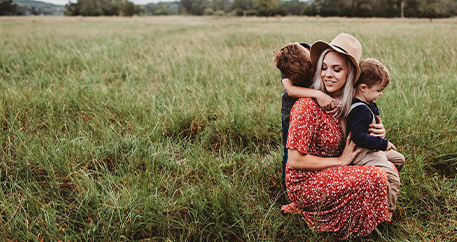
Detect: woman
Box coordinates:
(281, 33, 388, 240)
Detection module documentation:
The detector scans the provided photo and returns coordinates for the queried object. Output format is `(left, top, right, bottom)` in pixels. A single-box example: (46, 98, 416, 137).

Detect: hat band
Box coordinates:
(300, 43, 310, 49)
(332, 44, 348, 54)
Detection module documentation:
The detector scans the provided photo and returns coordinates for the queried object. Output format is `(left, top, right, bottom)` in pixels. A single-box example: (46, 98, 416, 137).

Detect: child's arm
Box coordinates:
(349, 108, 389, 150)
(282, 78, 335, 111)
(368, 116, 386, 138)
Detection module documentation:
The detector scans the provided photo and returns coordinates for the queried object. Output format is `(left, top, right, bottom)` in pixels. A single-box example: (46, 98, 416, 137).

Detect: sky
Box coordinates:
(39, 0, 161, 5)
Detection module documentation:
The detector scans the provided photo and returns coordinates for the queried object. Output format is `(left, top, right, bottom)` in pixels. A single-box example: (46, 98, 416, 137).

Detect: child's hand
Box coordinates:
(386, 141, 396, 151)
(315, 91, 335, 111)
(326, 99, 340, 116)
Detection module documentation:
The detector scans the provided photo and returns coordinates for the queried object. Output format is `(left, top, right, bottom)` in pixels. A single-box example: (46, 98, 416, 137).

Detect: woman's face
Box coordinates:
(320, 52, 348, 96)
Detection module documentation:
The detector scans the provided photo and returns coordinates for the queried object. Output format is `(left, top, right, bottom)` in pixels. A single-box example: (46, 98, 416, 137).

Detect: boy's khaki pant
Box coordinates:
(352, 149, 405, 212)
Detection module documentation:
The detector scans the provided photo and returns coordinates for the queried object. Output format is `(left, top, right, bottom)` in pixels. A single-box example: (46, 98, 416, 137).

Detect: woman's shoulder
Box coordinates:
(291, 98, 322, 117)
(294, 98, 320, 109)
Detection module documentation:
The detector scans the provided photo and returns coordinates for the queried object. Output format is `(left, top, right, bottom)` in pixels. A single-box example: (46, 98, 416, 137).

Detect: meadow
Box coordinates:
(0, 15, 456, 241)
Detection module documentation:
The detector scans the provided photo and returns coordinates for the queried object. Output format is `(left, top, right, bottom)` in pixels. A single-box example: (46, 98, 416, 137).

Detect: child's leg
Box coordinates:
(384, 150, 405, 172)
(350, 149, 370, 166)
(282, 119, 289, 190)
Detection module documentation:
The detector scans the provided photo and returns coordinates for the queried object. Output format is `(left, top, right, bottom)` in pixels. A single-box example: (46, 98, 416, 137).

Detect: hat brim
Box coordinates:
(310, 41, 361, 83)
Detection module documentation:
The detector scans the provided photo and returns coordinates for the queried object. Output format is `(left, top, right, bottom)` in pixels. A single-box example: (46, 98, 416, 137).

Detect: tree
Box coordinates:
(418, 0, 449, 21)
(0, 0, 16, 15)
(64, 0, 141, 16)
(144, 3, 156, 14)
(121, 0, 135, 16)
(212, 0, 228, 11)
(180, 0, 208, 15)
(282, 0, 308, 15)
(65, 0, 103, 16)
(154, 2, 169, 15)
(102, 0, 122, 15)
(317, 0, 341, 16)
(233, 0, 247, 10)
(30, 6, 40, 15)
(254, 0, 278, 17)
(0, 0, 28, 15)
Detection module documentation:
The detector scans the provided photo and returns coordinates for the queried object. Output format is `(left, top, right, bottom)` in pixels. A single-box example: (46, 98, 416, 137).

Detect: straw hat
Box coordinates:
(310, 33, 362, 82)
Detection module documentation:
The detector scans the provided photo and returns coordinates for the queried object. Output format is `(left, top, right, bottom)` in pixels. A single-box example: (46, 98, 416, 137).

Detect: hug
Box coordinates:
(273, 33, 405, 240)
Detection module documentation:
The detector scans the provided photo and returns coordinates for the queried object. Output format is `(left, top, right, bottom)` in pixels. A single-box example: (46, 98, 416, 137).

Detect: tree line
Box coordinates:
(1, 0, 34, 15)
(1, 0, 64, 15)
(1, 0, 456, 19)
(175, 0, 457, 18)
(0, 0, 141, 16)
(74, 0, 457, 19)
(64, 0, 142, 16)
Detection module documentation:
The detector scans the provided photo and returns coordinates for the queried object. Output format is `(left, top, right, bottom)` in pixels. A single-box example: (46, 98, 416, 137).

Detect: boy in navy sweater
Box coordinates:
(346, 58, 405, 223)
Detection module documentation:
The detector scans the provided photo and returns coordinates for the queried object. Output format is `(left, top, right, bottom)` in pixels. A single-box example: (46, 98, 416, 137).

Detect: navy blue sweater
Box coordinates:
(346, 98, 389, 151)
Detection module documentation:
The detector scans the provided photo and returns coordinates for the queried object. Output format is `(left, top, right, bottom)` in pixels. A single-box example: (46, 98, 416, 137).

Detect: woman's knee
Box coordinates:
(365, 166, 388, 184)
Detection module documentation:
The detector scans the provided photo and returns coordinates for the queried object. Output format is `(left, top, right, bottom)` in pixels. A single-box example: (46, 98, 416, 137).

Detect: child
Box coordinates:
(273, 42, 335, 189)
(346, 58, 406, 223)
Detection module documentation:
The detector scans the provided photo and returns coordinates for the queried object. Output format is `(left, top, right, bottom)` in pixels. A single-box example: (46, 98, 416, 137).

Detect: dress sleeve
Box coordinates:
(286, 98, 318, 154)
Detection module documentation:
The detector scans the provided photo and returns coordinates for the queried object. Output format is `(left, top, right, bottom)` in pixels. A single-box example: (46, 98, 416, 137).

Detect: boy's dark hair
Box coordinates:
(273, 43, 314, 86)
(356, 58, 390, 87)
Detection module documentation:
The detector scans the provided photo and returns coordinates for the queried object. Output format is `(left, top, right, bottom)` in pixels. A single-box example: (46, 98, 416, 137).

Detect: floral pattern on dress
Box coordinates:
(281, 98, 388, 240)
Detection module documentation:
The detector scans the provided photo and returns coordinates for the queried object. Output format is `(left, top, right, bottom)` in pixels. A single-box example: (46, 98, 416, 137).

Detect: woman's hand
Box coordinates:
(369, 116, 386, 138)
(339, 134, 363, 166)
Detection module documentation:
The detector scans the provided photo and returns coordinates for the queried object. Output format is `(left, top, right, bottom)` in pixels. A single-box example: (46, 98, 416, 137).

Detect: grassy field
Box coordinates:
(0, 15, 457, 241)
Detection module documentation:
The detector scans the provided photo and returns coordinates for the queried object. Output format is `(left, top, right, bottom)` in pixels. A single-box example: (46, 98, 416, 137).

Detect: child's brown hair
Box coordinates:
(273, 43, 313, 86)
(356, 58, 390, 87)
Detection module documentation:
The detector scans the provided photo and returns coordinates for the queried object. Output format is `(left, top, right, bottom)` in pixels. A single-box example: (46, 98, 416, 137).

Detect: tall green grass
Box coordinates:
(0, 16, 456, 241)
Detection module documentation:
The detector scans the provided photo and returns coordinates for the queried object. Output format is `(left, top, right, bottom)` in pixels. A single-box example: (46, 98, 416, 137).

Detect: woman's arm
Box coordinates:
(288, 135, 363, 171)
(282, 78, 335, 111)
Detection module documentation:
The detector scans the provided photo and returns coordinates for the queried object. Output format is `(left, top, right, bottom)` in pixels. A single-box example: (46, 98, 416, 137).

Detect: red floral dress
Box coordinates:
(281, 98, 388, 240)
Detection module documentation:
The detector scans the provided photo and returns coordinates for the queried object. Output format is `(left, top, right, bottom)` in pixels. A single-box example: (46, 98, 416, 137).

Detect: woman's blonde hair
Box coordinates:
(311, 48, 355, 119)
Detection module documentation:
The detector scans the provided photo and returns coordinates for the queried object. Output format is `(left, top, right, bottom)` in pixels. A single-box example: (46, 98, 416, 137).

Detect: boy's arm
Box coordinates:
(349, 107, 389, 150)
(368, 116, 386, 138)
(282, 78, 335, 111)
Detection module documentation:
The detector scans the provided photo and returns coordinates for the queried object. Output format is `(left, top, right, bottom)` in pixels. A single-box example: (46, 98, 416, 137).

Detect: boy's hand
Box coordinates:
(326, 99, 340, 116)
(315, 91, 335, 111)
(386, 141, 396, 151)
(369, 116, 386, 138)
